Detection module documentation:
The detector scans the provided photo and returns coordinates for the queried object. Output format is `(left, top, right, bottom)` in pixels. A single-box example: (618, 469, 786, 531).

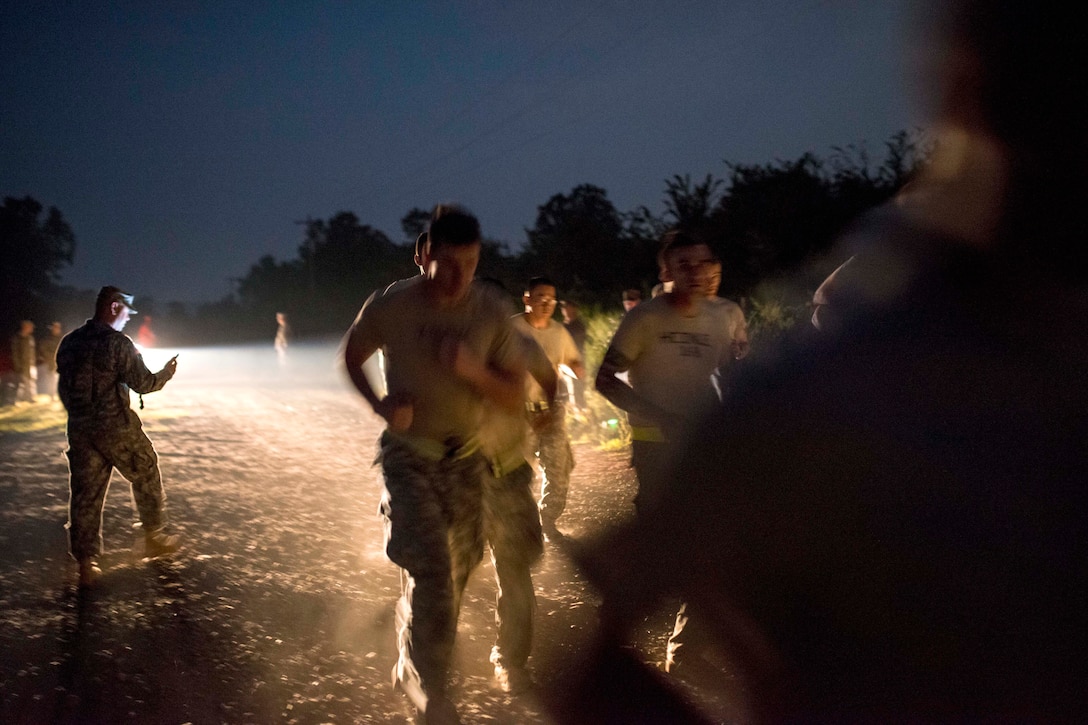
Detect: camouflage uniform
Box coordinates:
(529, 403, 575, 530)
(56, 319, 175, 561)
(348, 275, 529, 714)
(36, 327, 61, 398)
(10, 332, 36, 403)
(378, 432, 486, 704)
(483, 457, 544, 673)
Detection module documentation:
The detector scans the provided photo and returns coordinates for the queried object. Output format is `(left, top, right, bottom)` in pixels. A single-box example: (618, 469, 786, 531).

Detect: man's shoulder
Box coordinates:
(708, 296, 742, 312)
(58, 321, 133, 358)
(548, 318, 579, 344)
(466, 283, 518, 323)
(707, 296, 746, 323)
(621, 295, 671, 325)
(380, 275, 423, 300)
(361, 277, 422, 317)
(59, 321, 103, 344)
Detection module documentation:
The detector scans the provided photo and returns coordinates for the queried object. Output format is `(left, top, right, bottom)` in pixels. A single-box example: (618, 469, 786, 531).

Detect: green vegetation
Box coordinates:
(0, 402, 67, 435)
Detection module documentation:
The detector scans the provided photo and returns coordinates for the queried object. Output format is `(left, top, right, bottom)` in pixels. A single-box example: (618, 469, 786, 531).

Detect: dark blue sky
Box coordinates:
(2, 1, 921, 304)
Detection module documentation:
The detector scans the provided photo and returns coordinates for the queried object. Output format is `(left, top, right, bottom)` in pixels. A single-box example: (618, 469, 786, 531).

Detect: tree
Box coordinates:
(705, 133, 928, 300)
(523, 184, 636, 304)
(400, 207, 431, 243)
(663, 173, 724, 229)
(0, 195, 76, 327)
(235, 255, 305, 313)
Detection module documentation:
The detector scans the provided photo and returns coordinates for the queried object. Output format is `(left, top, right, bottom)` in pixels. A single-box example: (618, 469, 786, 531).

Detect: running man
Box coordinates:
(513, 277, 584, 541)
(343, 207, 526, 724)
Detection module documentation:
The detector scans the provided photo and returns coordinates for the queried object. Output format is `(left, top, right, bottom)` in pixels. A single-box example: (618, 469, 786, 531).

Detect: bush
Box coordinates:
(567, 308, 629, 449)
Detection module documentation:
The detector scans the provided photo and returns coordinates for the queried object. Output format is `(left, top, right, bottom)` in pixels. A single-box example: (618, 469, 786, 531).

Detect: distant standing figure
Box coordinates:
(274, 312, 289, 366)
(10, 320, 36, 403)
(37, 321, 62, 400)
(136, 315, 157, 348)
(57, 286, 181, 587)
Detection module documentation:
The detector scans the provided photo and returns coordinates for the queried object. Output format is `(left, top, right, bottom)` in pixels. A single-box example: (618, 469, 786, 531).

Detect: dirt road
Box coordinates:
(0, 343, 674, 724)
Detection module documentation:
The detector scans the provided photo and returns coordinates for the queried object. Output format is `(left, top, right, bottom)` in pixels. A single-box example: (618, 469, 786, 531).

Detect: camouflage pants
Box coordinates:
(14, 372, 35, 403)
(377, 433, 486, 708)
(630, 440, 672, 515)
(483, 461, 544, 670)
(530, 404, 574, 529)
(65, 424, 167, 561)
(37, 365, 58, 398)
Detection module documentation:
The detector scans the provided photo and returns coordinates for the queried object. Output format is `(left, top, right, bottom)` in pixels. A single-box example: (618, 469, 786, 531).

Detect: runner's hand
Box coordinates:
(377, 393, 414, 431)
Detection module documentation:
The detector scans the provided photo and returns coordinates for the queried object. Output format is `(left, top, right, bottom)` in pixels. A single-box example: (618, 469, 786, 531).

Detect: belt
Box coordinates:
(525, 400, 551, 413)
(382, 429, 480, 462)
(488, 449, 531, 479)
(630, 425, 666, 443)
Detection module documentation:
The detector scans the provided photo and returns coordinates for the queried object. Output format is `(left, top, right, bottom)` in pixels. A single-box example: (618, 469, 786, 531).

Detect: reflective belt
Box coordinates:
(487, 447, 530, 479)
(383, 429, 480, 462)
(629, 425, 666, 443)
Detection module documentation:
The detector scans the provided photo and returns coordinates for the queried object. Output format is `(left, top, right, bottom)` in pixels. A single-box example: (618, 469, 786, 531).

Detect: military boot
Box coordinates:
(144, 528, 181, 559)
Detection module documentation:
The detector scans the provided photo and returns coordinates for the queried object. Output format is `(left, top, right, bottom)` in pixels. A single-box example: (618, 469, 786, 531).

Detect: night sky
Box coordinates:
(2, 1, 922, 304)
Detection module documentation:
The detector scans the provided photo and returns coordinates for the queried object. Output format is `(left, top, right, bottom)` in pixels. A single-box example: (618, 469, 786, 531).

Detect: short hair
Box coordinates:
(658, 229, 707, 268)
(622, 288, 642, 302)
(526, 276, 557, 295)
(427, 204, 480, 250)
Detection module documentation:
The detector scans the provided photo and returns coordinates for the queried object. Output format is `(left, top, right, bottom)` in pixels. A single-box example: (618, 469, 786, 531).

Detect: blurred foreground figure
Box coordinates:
(343, 207, 528, 724)
(548, 2, 1088, 721)
(57, 287, 180, 588)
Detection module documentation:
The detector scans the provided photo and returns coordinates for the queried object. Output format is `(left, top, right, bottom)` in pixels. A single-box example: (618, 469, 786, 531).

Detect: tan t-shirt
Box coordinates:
(709, 296, 749, 344)
(605, 294, 741, 428)
(512, 315, 583, 403)
(346, 280, 525, 443)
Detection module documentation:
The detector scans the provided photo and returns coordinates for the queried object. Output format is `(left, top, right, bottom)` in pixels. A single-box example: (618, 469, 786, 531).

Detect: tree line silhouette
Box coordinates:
(3, 132, 924, 348)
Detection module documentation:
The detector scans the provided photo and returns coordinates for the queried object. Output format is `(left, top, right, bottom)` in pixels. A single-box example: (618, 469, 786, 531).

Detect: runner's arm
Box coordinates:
(594, 346, 672, 424)
(446, 339, 526, 414)
(344, 317, 412, 428)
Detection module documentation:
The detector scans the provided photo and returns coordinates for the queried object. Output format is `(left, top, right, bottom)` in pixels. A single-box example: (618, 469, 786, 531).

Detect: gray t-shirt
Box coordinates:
(605, 294, 739, 428)
(512, 315, 582, 403)
(347, 280, 524, 443)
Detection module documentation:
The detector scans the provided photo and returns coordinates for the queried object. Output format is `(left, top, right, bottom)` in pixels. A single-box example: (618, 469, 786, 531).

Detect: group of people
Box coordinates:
(341, 208, 582, 722)
(338, 203, 751, 723)
(43, 1, 1087, 720)
(48, 208, 741, 725)
(6, 314, 160, 409)
(543, 2, 1088, 722)
(6, 319, 63, 404)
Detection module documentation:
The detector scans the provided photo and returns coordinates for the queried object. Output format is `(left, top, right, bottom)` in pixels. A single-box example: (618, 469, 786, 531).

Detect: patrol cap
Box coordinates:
(96, 286, 138, 313)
